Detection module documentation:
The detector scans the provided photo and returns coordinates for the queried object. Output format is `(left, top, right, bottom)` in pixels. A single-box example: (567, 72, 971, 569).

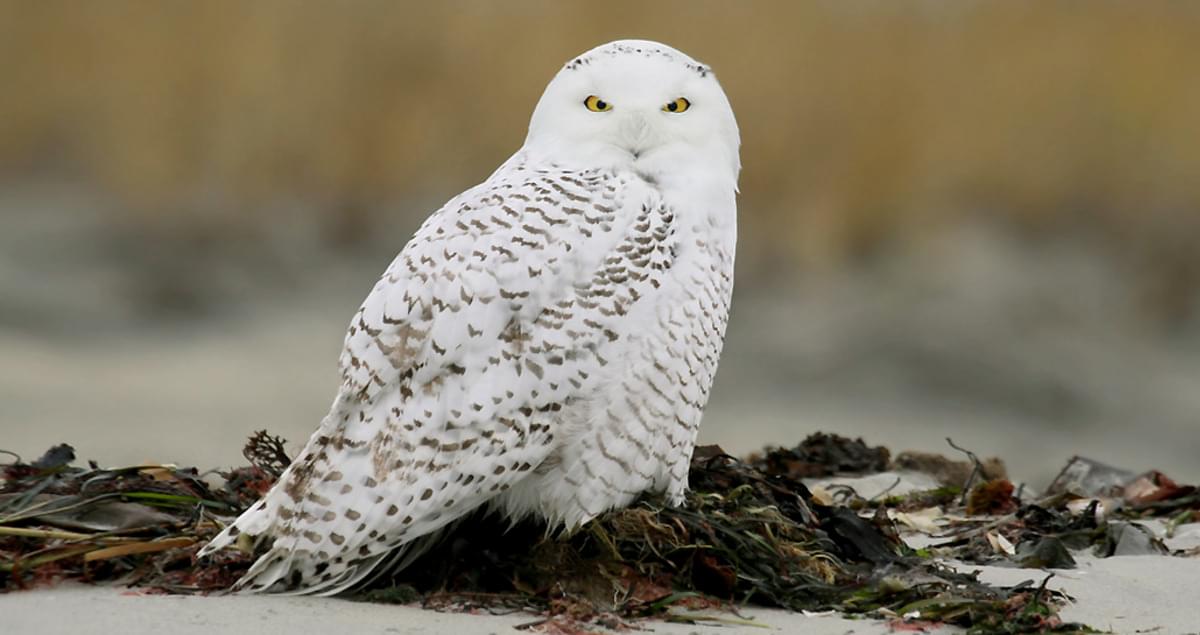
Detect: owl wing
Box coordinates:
(199, 162, 675, 594)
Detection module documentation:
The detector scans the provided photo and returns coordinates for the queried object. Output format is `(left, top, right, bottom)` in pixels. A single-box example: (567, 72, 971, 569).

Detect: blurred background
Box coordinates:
(1, 1, 1198, 486)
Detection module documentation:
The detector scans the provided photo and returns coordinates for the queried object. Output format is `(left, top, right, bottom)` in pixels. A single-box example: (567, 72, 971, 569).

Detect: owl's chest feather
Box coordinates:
(601, 180, 734, 405)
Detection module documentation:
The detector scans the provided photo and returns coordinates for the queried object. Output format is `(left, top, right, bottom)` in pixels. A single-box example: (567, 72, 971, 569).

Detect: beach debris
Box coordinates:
(0, 446, 252, 592)
(1016, 537, 1076, 569)
(747, 432, 890, 478)
(967, 478, 1019, 516)
(1047, 456, 1137, 498)
(890, 506, 948, 534)
(0, 494, 180, 533)
(986, 530, 1016, 556)
(1122, 470, 1193, 507)
(7, 432, 1195, 633)
(892, 450, 1007, 488)
(241, 430, 291, 479)
(1099, 522, 1168, 557)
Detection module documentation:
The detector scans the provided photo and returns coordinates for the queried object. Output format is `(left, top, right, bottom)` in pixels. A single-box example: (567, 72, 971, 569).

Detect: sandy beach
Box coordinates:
(5, 546, 1198, 634)
(4, 473, 1198, 635)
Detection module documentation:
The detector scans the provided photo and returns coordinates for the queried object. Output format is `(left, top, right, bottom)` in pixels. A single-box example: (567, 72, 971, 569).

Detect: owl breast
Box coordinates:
(494, 171, 735, 528)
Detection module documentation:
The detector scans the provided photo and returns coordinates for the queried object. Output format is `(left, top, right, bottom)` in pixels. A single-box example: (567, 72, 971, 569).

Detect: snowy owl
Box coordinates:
(200, 39, 740, 595)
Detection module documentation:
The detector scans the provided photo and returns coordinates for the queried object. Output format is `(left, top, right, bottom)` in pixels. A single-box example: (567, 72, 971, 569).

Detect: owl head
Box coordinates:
(524, 40, 740, 187)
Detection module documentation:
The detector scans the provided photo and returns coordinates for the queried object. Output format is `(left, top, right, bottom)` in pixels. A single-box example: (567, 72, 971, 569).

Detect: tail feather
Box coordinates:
(199, 368, 557, 594)
(197, 424, 482, 595)
(234, 544, 395, 596)
(201, 506, 450, 595)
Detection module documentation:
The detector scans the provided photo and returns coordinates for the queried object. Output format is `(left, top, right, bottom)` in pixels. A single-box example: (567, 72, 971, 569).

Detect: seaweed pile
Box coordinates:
(0, 437, 271, 592)
(4, 432, 1193, 633)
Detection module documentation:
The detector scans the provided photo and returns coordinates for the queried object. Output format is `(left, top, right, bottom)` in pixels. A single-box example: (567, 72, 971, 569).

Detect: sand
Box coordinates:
(0, 585, 913, 635)
(4, 524, 1198, 635)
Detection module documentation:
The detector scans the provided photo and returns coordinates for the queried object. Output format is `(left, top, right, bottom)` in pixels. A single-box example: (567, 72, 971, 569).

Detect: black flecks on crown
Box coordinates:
(564, 43, 711, 78)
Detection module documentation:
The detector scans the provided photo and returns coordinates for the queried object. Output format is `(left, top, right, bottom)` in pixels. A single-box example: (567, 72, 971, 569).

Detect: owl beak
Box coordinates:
(620, 111, 653, 158)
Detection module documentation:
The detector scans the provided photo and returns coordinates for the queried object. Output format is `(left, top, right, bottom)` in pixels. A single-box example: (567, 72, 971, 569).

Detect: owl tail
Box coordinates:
(198, 405, 463, 595)
(200, 498, 444, 596)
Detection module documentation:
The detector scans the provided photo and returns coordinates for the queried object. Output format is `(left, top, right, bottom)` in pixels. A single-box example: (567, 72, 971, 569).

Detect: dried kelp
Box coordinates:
(365, 444, 1090, 633)
(0, 433, 1140, 633)
(747, 432, 891, 478)
(0, 440, 265, 591)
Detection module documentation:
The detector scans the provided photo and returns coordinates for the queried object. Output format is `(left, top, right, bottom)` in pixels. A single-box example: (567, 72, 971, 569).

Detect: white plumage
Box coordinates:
(199, 39, 741, 595)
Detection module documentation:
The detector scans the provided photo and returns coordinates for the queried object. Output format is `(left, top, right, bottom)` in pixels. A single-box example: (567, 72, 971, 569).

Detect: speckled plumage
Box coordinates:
(199, 39, 740, 595)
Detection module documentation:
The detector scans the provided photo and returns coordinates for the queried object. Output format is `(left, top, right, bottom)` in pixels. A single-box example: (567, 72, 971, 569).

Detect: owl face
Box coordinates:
(525, 40, 740, 182)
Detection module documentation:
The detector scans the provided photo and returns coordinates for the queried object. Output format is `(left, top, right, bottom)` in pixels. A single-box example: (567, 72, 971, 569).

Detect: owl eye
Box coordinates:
(584, 95, 612, 112)
(663, 97, 691, 113)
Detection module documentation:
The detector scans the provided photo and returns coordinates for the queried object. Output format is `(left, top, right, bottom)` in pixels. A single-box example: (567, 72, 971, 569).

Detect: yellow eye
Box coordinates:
(663, 97, 691, 113)
(584, 95, 612, 112)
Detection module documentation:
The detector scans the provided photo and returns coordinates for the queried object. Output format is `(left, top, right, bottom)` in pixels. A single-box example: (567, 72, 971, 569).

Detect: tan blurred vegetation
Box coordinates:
(1, 1, 1198, 285)
(3, 1, 1200, 483)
